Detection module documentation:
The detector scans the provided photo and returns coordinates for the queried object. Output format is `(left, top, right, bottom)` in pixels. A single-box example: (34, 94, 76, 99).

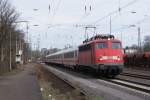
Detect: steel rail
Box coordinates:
(120, 72, 150, 80)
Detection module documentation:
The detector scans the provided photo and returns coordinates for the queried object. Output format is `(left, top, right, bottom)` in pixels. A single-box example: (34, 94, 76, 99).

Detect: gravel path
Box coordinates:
(0, 64, 42, 100)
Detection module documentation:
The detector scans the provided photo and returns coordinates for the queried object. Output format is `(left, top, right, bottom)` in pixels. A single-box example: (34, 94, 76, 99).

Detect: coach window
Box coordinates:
(96, 42, 107, 49)
(64, 52, 74, 58)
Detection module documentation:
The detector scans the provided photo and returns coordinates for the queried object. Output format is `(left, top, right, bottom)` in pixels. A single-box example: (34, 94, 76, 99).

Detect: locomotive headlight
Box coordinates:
(99, 56, 102, 60)
(118, 56, 123, 60)
(116, 56, 121, 60)
(112, 56, 121, 60)
(99, 56, 108, 60)
(117, 56, 121, 60)
(112, 56, 117, 60)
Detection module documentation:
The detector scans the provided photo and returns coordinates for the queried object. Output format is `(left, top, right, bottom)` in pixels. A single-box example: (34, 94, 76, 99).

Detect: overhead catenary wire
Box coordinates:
(48, 0, 94, 29)
(45, 0, 62, 44)
(77, 0, 94, 24)
(92, 0, 139, 24)
(45, 0, 144, 48)
(77, 0, 138, 31)
(111, 16, 150, 34)
(48, 0, 54, 14)
(47, 26, 83, 48)
(52, 0, 62, 18)
(49, 0, 62, 24)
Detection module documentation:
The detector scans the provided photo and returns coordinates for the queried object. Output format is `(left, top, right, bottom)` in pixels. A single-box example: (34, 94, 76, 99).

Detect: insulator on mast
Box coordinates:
(49, 5, 51, 12)
(90, 5, 92, 11)
(85, 5, 87, 13)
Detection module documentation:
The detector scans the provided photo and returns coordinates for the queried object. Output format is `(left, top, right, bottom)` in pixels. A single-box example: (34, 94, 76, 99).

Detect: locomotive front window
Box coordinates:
(96, 42, 107, 49)
(112, 42, 121, 49)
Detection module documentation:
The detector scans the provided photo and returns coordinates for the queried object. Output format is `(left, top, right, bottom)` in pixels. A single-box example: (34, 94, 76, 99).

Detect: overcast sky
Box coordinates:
(10, 0, 150, 49)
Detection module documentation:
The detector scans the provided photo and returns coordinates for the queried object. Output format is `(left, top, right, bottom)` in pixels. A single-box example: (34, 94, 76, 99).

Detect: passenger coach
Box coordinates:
(46, 48, 78, 68)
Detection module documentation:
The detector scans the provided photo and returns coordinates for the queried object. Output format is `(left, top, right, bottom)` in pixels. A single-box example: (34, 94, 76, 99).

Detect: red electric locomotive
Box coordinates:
(45, 34, 124, 77)
(78, 34, 124, 76)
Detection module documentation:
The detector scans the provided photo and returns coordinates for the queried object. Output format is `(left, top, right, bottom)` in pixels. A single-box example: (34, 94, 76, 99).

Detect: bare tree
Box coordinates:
(0, 0, 26, 73)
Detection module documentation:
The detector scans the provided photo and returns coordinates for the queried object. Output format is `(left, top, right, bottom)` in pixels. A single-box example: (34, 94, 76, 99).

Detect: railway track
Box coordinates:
(96, 75, 150, 95)
(120, 72, 150, 80)
(43, 63, 150, 100)
(116, 77, 150, 87)
(107, 79, 150, 94)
